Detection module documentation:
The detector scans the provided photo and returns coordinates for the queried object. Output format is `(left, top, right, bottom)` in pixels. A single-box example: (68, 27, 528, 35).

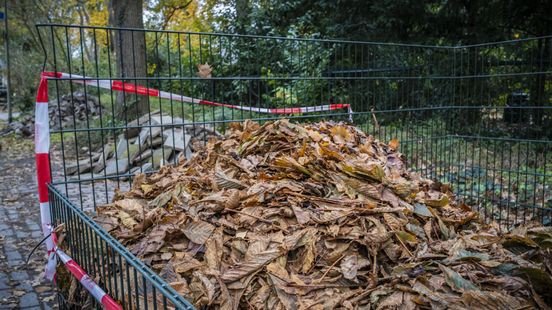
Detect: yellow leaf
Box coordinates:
(425, 194, 449, 207)
(396, 231, 418, 245)
(330, 125, 352, 144)
(118, 210, 138, 229)
(141, 184, 154, 195)
(301, 241, 316, 274)
(389, 138, 400, 150)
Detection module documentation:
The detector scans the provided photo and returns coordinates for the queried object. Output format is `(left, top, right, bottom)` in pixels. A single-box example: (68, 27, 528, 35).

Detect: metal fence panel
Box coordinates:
(35, 24, 551, 308)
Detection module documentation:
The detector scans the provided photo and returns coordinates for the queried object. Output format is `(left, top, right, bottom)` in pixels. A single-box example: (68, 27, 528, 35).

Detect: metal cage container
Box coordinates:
(35, 24, 551, 308)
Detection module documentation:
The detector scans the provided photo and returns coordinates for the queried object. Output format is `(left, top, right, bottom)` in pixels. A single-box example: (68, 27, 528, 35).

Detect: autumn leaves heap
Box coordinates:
(95, 119, 552, 309)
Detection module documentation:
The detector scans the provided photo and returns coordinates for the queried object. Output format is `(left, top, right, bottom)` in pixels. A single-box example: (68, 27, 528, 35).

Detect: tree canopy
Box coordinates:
(204, 0, 551, 43)
(1, 0, 550, 110)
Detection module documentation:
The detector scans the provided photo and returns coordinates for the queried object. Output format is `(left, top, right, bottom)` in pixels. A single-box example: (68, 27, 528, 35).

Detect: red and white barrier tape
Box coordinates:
(43, 71, 354, 119)
(35, 73, 56, 281)
(35, 72, 121, 309)
(50, 227, 122, 310)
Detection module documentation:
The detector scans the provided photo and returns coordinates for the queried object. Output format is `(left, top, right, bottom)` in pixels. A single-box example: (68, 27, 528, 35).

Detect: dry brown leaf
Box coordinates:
(249, 280, 271, 308)
(341, 254, 359, 280)
(222, 249, 281, 283)
(301, 239, 316, 274)
(182, 219, 215, 245)
(291, 204, 310, 225)
(193, 271, 216, 304)
(383, 213, 406, 231)
(197, 63, 213, 78)
(268, 273, 298, 310)
(172, 253, 203, 274)
(205, 228, 224, 271)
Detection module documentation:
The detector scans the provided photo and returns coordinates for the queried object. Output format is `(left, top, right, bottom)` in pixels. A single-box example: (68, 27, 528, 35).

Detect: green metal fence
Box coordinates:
(37, 24, 551, 308)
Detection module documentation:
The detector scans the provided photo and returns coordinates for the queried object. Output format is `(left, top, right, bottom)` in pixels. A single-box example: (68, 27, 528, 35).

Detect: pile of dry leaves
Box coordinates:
(95, 119, 552, 309)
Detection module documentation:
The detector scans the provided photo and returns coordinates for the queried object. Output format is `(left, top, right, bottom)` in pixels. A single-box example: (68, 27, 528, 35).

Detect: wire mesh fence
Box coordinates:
(35, 24, 551, 308)
(48, 184, 195, 309)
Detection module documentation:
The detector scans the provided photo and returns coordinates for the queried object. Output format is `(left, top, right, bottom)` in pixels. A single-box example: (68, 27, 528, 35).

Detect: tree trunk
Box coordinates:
(109, 0, 149, 121)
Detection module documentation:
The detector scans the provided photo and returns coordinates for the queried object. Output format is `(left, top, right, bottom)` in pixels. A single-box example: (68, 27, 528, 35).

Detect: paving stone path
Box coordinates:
(0, 135, 57, 309)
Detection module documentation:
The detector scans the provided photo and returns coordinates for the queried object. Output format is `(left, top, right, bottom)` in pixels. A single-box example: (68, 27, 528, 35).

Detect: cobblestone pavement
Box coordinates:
(0, 134, 57, 309)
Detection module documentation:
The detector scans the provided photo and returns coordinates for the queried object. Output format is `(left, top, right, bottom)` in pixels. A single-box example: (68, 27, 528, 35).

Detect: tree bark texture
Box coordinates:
(109, 0, 149, 120)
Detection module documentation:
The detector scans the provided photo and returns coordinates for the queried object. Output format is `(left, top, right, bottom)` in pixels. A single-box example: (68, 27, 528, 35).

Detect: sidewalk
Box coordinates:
(0, 134, 56, 309)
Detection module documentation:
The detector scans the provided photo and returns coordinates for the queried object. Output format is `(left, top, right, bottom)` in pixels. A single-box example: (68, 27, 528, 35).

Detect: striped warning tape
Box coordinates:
(42, 71, 353, 118)
(50, 226, 122, 310)
(35, 73, 56, 282)
(35, 72, 122, 309)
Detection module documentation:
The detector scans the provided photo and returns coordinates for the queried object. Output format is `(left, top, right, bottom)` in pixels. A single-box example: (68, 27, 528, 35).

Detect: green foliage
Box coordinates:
(203, 0, 551, 43)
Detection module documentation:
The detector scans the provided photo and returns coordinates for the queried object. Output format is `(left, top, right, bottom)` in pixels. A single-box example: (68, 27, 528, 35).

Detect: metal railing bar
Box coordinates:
(47, 184, 196, 310)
